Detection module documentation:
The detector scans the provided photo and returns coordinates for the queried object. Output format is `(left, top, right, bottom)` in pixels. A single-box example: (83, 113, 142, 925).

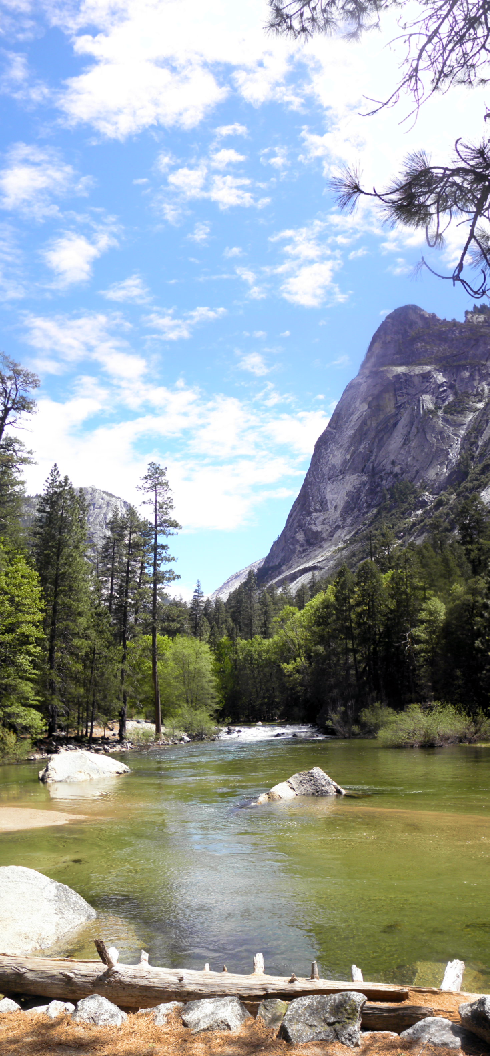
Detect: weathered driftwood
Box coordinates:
(441, 959, 465, 992)
(361, 1003, 434, 1032)
(0, 953, 409, 1009)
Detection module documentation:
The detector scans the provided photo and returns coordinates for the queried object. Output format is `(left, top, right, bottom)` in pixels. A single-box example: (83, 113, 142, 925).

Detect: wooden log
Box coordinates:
(0, 953, 410, 1009)
(361, 1004, 434, 1033)
(441, 959, 464, 992)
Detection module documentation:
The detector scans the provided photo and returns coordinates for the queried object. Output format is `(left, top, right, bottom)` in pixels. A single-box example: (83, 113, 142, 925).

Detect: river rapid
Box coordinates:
(1, 729, 490, 990)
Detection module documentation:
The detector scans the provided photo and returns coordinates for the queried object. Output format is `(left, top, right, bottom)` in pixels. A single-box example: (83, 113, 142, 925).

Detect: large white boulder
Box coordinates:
(39, 749, 130, 784)
(0, 865, 96, 954)
(257, 766, 345, 803)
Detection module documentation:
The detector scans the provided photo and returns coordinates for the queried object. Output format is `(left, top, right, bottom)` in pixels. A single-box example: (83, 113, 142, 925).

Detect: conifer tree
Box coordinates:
(190, 580, 205, 638)
(33, 466, 94, 737)
(138, 464, 180, 737)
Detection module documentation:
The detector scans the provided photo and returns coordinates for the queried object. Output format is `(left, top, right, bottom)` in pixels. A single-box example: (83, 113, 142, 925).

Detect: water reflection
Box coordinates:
(0, 738, 489, 988)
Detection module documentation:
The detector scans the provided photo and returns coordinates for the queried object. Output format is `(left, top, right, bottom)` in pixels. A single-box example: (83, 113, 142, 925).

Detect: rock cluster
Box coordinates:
(2, 990, 490, 1050)
(257, 766, 345, 803)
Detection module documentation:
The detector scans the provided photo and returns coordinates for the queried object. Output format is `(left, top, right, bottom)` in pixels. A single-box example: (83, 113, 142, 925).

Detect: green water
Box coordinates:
(1, 737, 490, 989)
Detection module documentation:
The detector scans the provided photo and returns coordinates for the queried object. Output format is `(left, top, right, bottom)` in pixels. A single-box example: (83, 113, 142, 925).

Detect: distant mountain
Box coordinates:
(213, 303, 490, 598)
(209, 558, 265, 602)
(23, 486, 130, 557)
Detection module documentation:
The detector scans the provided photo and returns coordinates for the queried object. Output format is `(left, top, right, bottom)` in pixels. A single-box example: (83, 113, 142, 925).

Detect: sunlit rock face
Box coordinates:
(23, 486, 130, 558)
(256, 304, 490, 590)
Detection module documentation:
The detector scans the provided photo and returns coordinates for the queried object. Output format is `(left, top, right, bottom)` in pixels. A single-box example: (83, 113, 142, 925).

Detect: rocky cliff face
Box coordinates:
(23, 486, 130, 557)
(253, 304, 490, 590)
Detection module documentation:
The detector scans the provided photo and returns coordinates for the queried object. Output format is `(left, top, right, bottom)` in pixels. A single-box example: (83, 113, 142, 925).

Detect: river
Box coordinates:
(1, 730, 489, 990)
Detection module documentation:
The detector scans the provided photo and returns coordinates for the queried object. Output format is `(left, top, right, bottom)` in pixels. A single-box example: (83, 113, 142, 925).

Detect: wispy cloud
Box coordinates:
(0, 143, 92, 220)
(100, 273, 152, 303)
(238, 352, 270, 376)
(145, 305, 226, 340)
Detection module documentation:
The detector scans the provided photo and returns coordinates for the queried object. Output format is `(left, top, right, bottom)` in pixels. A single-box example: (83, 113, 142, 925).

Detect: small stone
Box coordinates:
(72, 994, 127, 1026)
(46, 1000, 68, 1018)
(26, 1005, 48, 1015)
(400, 1016, 466, 1049)
(279, 992, 366, 1046)
(182, 996, 250, 1033)
(137, 1001, 184, 1025)
(459, 995, 490, 1045)
(0, 997, 21, 1013)
(257, 998, 289, 1029)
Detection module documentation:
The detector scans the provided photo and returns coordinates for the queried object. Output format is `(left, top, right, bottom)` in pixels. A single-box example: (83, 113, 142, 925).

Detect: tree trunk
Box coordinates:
(0, 953, 409, 1009)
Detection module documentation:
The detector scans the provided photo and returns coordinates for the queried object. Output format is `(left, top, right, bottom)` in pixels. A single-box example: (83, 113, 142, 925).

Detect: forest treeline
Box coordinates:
(2, 354, 490, 757)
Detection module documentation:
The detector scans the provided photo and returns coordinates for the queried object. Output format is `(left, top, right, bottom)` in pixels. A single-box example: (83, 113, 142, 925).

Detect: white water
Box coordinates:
(218, 722, 327, 742)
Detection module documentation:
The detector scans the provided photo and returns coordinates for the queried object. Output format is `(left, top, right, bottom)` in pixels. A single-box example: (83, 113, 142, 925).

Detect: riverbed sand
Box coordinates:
(0, 807, 86, 831)
(0, 990, 489, 1056)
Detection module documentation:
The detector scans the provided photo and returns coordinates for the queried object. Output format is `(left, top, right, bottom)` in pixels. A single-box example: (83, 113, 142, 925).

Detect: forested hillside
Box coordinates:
(2, 349, 490, 758)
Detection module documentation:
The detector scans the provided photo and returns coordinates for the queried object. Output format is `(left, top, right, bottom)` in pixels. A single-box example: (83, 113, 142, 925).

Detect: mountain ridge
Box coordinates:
(213, 303, 490, 598)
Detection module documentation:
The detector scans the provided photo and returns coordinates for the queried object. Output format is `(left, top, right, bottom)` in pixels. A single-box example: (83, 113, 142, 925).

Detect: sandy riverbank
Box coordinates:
(0, 990, 488, 1056)
(0, 807, 86, 832)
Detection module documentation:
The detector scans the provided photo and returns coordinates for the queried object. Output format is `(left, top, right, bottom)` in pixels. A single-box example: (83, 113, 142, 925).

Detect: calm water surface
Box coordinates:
(1, 736, 490, 990)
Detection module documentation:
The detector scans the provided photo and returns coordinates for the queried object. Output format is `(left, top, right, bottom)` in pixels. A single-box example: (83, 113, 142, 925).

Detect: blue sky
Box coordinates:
(0, 0, 482, 596)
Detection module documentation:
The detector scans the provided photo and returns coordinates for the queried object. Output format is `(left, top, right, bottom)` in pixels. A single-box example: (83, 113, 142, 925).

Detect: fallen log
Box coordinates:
(0, 952, 409, 1009)
(361, 1003, 434, 1033)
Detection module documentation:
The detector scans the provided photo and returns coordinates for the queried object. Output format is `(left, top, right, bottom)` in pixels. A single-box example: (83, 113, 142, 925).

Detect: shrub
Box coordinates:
(377, 703, 473, 748)
(359, 703, 396, 735)
(0, 728, 32, 762)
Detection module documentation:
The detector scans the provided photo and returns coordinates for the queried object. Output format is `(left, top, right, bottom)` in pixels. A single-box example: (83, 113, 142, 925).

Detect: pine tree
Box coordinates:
(138, 464, 180, 737)
(190, 580, 205, 638)
(33, 466, 94, 737)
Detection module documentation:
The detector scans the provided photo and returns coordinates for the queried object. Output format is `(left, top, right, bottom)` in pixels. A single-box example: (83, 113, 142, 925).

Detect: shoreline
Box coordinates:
(0, 807, 87, 832)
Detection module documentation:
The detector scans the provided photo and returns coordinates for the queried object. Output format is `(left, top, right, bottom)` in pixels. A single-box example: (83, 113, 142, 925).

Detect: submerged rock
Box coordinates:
(400, 1016, 466, 1049)
(182, 996, 250, 1033)
(279, 992, 366, 1046)
(257, 766, 345, 803)
(39, 748, 130, 784)
(459, 995, 490, 1045)
(72, 994, 127, 1026)
(0, 865, 96, 954)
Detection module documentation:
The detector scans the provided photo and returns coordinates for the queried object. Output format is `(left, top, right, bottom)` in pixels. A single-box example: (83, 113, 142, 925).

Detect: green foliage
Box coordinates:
(0, 729, 33, 762)
(0, 543, 45, 737)
(377, 703, 474, 747)
(127, 634, 219, 734)
(359, 703, 396, 735)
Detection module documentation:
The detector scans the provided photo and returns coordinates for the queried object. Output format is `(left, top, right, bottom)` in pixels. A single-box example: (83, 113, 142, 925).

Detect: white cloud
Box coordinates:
(145, 305, 226, 341)
(164, 159, 262, 212)
(270, 221, 346, 307)
(22, 371, 328, 533)
(215, 123, 248, 137)
(238, 352, 270, 376)
(210, 148, 246, 168)
(188, 221, 211, 243)
(101, 273, 151, 303)
(22, 310, 145, 383)
(236, 265, 267, 300)
(42, 228, 117, 287)
(224, 246, 242, 258)
(0, 143, 92, 219)
(261, 146, 288, 169)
